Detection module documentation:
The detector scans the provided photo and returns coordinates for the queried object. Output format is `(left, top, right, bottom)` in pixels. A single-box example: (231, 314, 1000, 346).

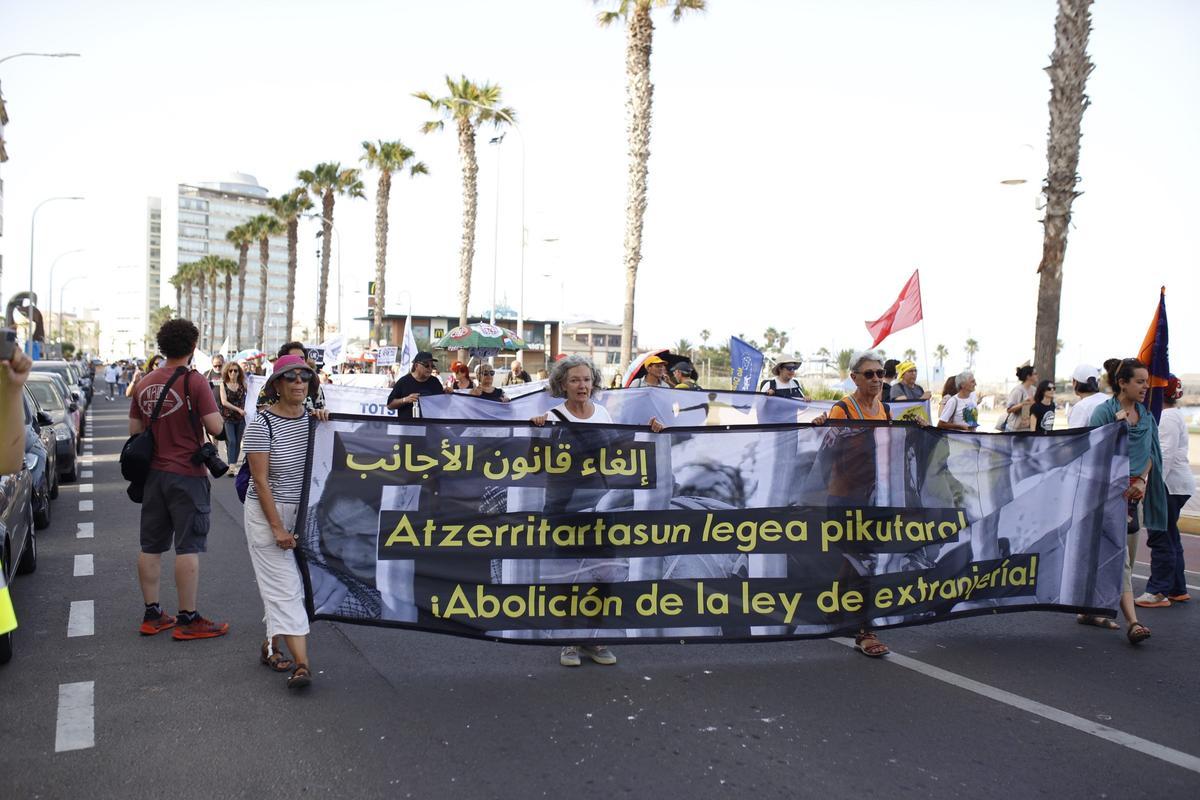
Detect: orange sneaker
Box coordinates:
(172, 615, 230, 640)
(1167, 593, 1191, 602)
(139, 610, 177, 636)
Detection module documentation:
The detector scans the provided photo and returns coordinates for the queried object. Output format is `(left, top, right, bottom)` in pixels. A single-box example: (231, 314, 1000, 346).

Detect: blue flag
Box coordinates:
(730, 336, 764, 392)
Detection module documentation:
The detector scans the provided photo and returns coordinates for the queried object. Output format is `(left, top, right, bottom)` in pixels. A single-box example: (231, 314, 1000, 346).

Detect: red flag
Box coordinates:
(865, 269, 923, 347)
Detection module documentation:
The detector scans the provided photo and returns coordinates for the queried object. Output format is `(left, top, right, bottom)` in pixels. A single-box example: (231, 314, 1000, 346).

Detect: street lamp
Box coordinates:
(303, 213, 342, 339)
(0, 52, 81, 66)
(451, 100, 526, 338)
(488, 133, 505, 325)
(46, 248, 84, 344)
(27, 196, 84, 354)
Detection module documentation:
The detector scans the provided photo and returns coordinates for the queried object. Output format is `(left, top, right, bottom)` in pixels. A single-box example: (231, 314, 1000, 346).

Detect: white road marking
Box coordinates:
(76, 522, 93, 539)
(1131, 572, 1199, 592)
(81, 470, 93, 478)
(79, 500, 93, 512)
(74, 555, 94, 577)
(81, 459, 93, 467)
(67, 600, 94, 637)
(55, 681, 95, 752)
(832, 639, 1200, 775)
(79, 484, 93, 493)
(1135, 560, 1200, 578)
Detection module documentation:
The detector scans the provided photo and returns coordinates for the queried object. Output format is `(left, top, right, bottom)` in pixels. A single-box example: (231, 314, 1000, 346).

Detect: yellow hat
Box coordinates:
(897, 360, 917, 377)
(644, 354, 667, 366)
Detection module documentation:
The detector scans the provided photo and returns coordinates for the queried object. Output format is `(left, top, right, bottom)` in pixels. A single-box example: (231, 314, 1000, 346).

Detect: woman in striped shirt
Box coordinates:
(243, 355, 329, 689)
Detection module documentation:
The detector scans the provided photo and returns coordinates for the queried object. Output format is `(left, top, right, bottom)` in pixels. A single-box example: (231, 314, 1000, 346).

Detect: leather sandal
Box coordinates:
(1127, 622, 1151, 645)
(854, 631, 890, 658)
(260, 639, 293, 672)
(287, 663, 312, 689)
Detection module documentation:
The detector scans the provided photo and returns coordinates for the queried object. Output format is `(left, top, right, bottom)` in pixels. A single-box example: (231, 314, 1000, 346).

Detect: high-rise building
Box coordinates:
(145, 197, 162, 338)
(173, 173, 289, 352)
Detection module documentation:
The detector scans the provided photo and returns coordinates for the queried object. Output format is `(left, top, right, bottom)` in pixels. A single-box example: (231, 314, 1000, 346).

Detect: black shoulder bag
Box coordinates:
(120, 367, 188, 503)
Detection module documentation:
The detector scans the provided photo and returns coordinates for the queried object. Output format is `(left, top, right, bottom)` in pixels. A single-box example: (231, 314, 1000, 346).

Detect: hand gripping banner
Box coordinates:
(295, 416, 1128, 643)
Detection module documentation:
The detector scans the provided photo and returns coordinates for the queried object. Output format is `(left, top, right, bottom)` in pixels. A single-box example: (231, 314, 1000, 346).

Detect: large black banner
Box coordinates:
(296, 415, 1129, 643)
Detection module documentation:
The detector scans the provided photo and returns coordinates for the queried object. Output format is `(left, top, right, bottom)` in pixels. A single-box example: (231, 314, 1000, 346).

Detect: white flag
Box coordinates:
(217, 336, 230, 358)
(192, 348, 213, 376)
(318, 334, 346, 367)
(399, 314, 418, 374)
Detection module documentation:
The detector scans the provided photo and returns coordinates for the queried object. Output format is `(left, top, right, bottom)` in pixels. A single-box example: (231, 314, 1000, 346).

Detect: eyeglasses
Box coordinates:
(480, 370, 495, 376)
(856, 369, 886, 379)
(281, 369, 314, 383)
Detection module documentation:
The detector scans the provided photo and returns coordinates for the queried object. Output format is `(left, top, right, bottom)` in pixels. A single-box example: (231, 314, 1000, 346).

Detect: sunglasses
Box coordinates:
(280, 369, 314, 383)
(856, 369, 886, 379)
(480, 370, 495, 376)
(779, 363, 799, 370)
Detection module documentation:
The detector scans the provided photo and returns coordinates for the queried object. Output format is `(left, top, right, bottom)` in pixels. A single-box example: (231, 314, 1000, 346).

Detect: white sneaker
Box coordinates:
(559, 646, 581, 667)
(581, 645, 617, 665)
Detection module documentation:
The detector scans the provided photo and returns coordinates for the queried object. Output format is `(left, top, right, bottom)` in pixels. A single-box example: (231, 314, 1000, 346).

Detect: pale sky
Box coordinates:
(1, 0, 1197, 378)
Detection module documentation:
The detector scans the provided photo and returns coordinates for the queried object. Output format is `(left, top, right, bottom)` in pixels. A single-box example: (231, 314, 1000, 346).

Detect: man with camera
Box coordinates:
(128, 319, 229, 640)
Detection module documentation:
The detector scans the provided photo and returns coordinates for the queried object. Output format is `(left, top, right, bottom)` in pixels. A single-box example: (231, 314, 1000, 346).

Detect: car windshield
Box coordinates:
(33, 363, 73, 382)
(28, 381, 66, 411)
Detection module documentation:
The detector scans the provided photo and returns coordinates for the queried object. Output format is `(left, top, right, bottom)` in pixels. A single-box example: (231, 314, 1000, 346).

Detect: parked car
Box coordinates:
(0, 451, 38, 664)
(26, 374, 79, 483)
(23, 389, 58, 529)
(32, 359, 92, 408)
(35, 372, 84, 447)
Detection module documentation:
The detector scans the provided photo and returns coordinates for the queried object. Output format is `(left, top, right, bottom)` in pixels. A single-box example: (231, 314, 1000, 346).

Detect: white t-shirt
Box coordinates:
(104, 366, 119, 383)
(1159, 407, 1197, 496)
(550, 402, 613, 425)
(1066, 392, 1107, 429)
(939, 393, 979, 429)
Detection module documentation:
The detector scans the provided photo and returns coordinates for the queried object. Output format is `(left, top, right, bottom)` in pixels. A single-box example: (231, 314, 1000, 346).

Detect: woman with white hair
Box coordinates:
(937, 371, 980, 431)
(531, 355, 663, 667)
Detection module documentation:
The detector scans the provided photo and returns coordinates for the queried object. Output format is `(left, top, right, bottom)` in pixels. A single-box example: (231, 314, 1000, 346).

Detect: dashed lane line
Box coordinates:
(76, 522, 93, 539)
(78, 484, 93, 494)
(831, 638, 1200, 775)
(67, 600, 94, 638)
(74, 555, 94, 577)
(78, 500, 93, 512)
(81, 470, 93, 479)
(55, 682, 95, 752)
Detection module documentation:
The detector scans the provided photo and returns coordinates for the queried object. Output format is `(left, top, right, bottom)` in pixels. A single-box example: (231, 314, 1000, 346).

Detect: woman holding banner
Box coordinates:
(243, 355, 331, 689)
(470, 364, 509, 402)
(531, 355, 665, 667)
(1087, 358, 1164, 645)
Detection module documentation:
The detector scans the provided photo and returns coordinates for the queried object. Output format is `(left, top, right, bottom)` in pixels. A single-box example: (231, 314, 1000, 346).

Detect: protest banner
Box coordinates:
(376, 346, 398, 367)
(295, 414, 1128, 643)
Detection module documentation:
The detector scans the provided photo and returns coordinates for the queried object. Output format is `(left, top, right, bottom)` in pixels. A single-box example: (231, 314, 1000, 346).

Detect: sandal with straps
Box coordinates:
(854, 631, 890, 658)
(1127, 622, 1151, 645)
(287, 663, 312, 690)
(260, 640, 293, 672)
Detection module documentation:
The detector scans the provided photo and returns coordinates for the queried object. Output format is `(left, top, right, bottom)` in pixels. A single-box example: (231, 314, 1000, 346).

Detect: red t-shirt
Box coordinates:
(129, 367, 218, 476)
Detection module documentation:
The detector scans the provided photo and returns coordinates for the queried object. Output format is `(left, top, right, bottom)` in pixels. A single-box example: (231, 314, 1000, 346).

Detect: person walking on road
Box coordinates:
(386, 351, 446, 419)
(104, 362, 119, 400)
(128, 319, 230, 640)
(1087, 358, 1164, 645)
(218, 361, 249, 471)
(1138, 374, 1194, 608)
(937, 371, 980, 431)
(1003, 364, 1037, 432)
(671, 361, 701, 390)
(244, 355, 327, 689)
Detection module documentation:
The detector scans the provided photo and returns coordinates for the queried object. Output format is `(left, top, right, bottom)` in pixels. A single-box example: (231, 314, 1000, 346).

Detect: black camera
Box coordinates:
(192, 442, 229, 478)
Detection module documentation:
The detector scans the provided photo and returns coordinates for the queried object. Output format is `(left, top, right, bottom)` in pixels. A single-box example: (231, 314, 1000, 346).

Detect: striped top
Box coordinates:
(242, 409, 311, 503)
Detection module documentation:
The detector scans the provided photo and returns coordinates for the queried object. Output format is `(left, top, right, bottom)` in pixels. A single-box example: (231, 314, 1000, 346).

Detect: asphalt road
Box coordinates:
(1, 400, 1198, 799)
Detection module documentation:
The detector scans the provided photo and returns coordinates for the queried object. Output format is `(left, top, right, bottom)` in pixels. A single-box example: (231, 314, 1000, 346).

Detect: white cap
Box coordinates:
(1071, 364, 1100, 384)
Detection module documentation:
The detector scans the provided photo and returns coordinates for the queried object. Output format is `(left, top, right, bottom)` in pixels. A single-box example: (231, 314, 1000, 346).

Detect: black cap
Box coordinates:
(672, 361, 695, 373)
(414, 351, 435, 365)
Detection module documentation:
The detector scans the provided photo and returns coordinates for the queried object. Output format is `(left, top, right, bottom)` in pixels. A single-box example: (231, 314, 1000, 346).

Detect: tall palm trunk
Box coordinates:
(316, 192, 335, 342)
(373, 169, 392, 345)
(1034, 0, 1093, 380)
(619, 5, 654, 368)
(184, 282, 193, 321)
(222, 273, 232, 349)
(235, 244, 248, 350)
(197, 280, 207, 349)
(174, 284, 182, 317)
(456, 118, 479, 363)
(285, 220, 298, 346)
(258, 237, 270, 350)
(208, 272, 218, 351)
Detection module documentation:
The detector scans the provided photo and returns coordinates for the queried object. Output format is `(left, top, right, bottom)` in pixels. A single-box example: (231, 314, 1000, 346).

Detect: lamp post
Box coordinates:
(488, 133, 505, 325)
(450, 100, 526, 338)
(0, 52, 80, 66)
(27, 196, 84, 354)
(303, 213, 341, 339)
(46, 248, 84, 345)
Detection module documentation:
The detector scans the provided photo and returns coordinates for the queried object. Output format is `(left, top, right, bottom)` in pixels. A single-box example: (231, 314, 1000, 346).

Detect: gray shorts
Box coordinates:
(140, 470, 211, 555)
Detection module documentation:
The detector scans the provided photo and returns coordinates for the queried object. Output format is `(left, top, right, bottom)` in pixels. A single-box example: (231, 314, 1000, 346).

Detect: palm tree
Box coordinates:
(699, 328, 710, 347)
(168, 272, 185, 318)
(415, 75, 515, 360)
(674, 338, 693, 356)
(216, 257, 238, 350)
(964, 338, 980, 369)
(268, 188, 312, 347)
(195, 254, 225, 351)
(903, 348, 917, 361)
(225, 223, 256, 349)
(837, 348, 854, 379)
(297, 162, 365, 342)
(596, 0, 707, 368)
(248, 214, 284, 350)
(934, 344, 949, 371)
(360, 139, 428, 344)
(1034, 0, 1094, 382)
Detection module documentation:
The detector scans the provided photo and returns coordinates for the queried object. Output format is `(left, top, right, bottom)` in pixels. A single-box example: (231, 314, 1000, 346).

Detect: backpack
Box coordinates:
(120, 367, 189, 503)
(235, 412, 274, 503)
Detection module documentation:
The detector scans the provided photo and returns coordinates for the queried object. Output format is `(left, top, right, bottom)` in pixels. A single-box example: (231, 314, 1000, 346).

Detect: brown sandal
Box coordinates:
(1076, 614, 1119, 630)
(854, 631, 890, 658)
(287, 663, 312, 689)
(1127, 622, 1151, 645)
(260, 640, 293, 672)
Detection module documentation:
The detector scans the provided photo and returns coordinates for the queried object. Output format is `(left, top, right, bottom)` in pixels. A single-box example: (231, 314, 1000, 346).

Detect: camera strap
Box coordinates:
(180, 370, 208, 450)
